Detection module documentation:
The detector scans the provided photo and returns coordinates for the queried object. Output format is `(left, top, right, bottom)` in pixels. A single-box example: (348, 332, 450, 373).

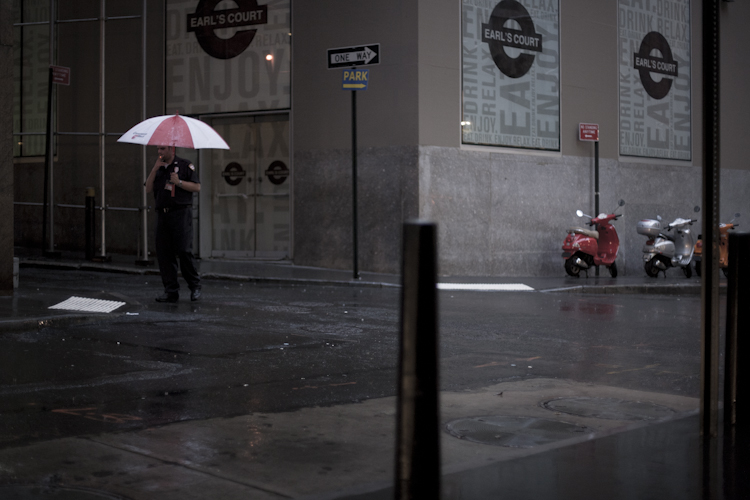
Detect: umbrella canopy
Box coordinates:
(117, 114, 229, 150)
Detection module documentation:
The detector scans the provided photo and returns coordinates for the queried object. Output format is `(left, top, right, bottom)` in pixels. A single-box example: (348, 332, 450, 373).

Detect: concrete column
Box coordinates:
(0, 1, 14, 295)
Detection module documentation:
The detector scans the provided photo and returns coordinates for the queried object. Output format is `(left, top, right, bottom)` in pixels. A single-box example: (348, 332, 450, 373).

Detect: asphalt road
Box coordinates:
(0, 268, 707, 452)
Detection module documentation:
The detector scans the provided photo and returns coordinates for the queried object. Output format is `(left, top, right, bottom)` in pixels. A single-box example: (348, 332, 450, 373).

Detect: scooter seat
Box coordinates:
(567, 227, 599, 239)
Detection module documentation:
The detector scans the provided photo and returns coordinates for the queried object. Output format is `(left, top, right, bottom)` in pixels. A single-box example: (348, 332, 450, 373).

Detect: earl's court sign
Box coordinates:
(618, 0, 691, 160)
(462, 0, 561, 151)
(166, 0, 290, 114)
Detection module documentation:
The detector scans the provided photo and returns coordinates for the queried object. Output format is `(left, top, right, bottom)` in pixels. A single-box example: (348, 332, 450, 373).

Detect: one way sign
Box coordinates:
(327, 44, 380, 69)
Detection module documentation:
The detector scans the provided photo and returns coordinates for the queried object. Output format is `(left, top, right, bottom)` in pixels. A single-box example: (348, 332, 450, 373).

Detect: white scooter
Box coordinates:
(637, 207, 700, 278)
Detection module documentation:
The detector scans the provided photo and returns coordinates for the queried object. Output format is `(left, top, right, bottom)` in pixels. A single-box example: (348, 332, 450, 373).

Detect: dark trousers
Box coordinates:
(155, 207, 200, 295)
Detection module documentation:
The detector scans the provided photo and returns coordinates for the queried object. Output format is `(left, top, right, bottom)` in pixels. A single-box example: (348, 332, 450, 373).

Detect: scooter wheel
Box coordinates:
(682, 264, 692, 279)
(608, 261, 618, 278)
(565, 257, 581, 277)
(644, 259, 660, 278)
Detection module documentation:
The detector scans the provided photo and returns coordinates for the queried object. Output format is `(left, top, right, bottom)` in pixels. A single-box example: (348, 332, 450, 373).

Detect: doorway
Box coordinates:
(200, 114, 291, 259)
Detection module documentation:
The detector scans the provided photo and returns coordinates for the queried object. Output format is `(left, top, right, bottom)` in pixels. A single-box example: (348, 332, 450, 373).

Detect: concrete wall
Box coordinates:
(1, 0, 13, 294)
(420, 146, 750, 277)
(292, 0, 750, 277)
(292, 0, 422, 272)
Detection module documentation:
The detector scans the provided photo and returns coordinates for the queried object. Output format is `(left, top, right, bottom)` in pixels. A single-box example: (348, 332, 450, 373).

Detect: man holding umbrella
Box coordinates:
(119, 112, 230, 302)
(145, 145, 202, 302)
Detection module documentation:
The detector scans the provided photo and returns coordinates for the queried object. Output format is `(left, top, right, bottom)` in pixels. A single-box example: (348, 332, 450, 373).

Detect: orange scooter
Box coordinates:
(693, 213, 740, 277)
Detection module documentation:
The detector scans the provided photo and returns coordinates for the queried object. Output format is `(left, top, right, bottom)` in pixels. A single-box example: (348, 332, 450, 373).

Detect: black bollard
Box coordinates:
(723, 232, 750, 500)
(85, 187, 96, 261)
(395, 221, 440, 500)
(725, 232, 750, 427)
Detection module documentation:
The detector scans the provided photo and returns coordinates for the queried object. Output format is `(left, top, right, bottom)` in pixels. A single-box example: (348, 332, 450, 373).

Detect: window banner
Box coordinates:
(618, 0, 691, 160)
(461, 0, 560, 150)
(13, 0, 50, 157)
(165, 0, 290, 115)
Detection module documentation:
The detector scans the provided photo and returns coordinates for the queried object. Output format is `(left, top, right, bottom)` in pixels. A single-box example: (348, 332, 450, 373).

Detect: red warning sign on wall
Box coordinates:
(579, 123, 599, 142)
(51, 65, 71, 86)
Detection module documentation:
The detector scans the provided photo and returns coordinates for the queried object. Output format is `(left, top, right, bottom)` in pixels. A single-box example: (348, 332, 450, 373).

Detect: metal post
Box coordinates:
(98, 0, 108, 261)
(594, 140, 599, 276)
(42, 66, 52, 256)
(85, 187, 96, 260)
(395, 221, 440, 500)
(722, 232, 750, 499)
(351, 89, 359, 280)
(594, 141, 599, 218)
(725, 233, 750, 427)
(136, 0, 152, 266)
(700, 0, 721, 439)
(44, 0, 59, 258)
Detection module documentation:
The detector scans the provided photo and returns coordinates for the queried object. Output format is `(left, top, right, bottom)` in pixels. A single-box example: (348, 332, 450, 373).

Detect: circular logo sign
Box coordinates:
(186, 0, 268, 60)
(265, 161, 289, 186)
(221, 162, 245, 186)
(633, 31, 678, 100)
(481, 0, 543, 79)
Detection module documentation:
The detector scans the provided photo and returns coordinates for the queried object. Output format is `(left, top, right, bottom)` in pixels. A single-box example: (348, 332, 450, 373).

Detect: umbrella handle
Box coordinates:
(171, 166, 178, 197)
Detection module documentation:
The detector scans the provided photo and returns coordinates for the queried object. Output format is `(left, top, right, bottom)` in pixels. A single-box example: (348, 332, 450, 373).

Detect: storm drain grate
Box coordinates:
(49, 296, 125, 314)
(446, 416, 588, 448)
(541, 397, 676, 421)
(437, 283, 534, 292)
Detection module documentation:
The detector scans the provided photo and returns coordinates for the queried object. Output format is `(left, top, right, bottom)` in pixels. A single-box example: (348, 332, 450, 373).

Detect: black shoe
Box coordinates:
(156, 293, 179, 303)
(190, 289, 202, 302)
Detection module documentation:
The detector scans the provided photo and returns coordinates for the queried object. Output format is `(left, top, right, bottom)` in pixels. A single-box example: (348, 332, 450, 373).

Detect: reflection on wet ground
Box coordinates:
(0, 268, 736, 498)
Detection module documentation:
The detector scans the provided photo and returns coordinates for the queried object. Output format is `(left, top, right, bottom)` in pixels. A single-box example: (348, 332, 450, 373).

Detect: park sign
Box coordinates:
(328, 44, 380, 69)
(342, 69, 369, 90)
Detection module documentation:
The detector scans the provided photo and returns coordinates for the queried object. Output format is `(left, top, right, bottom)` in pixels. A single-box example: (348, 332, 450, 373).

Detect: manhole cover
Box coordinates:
(541, 397, 676, 421)
(445, 416, 588, 448)
(0, 485, 127, 499)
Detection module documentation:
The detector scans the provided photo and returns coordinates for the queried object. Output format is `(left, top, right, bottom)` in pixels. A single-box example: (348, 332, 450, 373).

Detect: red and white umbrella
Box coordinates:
(117, 113, 229, 150)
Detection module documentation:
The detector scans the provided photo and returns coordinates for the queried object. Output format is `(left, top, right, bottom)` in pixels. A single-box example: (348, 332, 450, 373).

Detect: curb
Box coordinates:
(20, 260, 400, 289)
(200, 272, 401, 289)
(20, 259, 714, 294)
(542, 283, 710, 295)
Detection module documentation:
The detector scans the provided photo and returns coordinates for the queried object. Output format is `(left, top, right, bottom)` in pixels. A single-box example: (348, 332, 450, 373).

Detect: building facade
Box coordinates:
(11, 0, 750, 277)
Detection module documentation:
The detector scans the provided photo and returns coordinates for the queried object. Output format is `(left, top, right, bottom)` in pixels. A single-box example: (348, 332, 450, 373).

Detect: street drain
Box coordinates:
(541, 397, 676, 421)
(0, 485, 128, 499)
(445, 416, 588, 448)
(49, 296, 125, 313)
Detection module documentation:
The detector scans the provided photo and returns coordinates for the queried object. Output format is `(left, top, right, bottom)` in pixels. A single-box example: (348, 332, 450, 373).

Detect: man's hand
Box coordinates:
(153, 155, 169, 169)
(170, 172, 180, 184)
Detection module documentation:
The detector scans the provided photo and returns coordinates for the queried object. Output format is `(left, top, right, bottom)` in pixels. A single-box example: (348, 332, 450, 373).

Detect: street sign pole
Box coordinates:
(595, 139, 599, 277)
(579, 123, 600, 275)
(352, 89, 359, 280)
(595, 140, 599, 225)
(329, 45, 378, 280)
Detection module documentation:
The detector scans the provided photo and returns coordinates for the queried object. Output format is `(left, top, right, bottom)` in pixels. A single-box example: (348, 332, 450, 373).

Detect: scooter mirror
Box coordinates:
(618, 199, 625, 207)
(735, 212, 741, 218)
(657, 215, 662, 221)
(576, 210, 584, 218)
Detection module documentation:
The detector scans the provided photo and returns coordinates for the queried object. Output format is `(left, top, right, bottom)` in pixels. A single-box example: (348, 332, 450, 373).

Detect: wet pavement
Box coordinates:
(0, 251, 745, 499)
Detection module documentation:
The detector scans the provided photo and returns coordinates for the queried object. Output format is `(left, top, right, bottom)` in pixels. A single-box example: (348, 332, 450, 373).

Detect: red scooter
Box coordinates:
(562, 200, 625, 278)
